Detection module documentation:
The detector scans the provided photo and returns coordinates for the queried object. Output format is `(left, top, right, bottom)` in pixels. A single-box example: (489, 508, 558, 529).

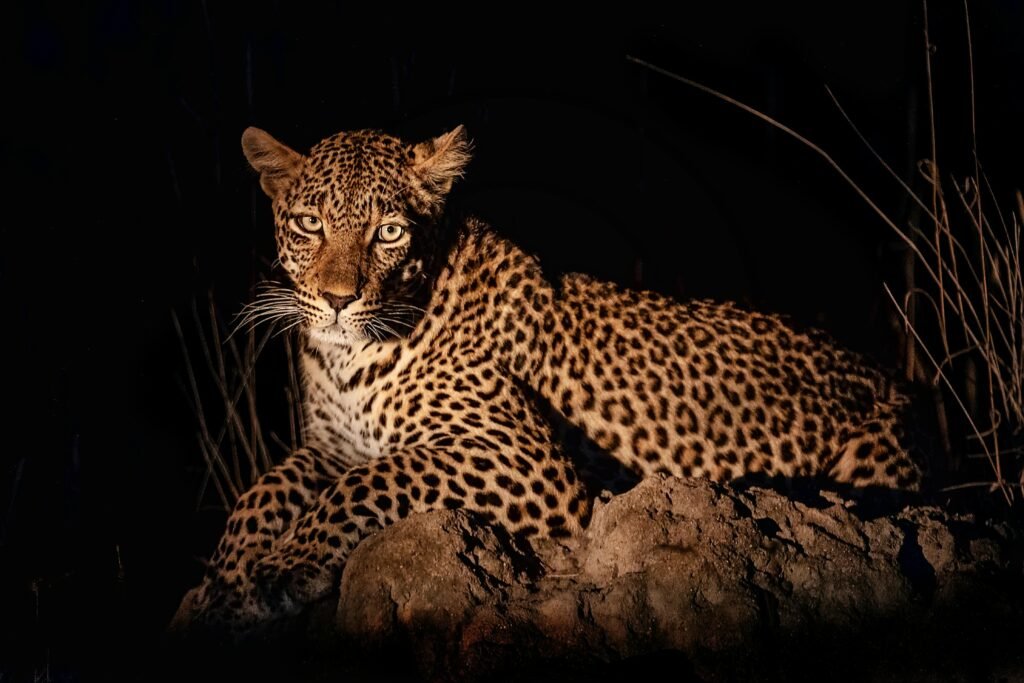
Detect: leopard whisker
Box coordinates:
(379, 307, 421, 319)
(233, 306, 301, 329)
(228, 289, 305, 340)
(272, 318, 306, 339)
(374, 315, 416, 331)
(373, 319, 402, 339)
(383, 302, 426, 314)
(363, 319, 386, 343)
(228, 312, 300, 341)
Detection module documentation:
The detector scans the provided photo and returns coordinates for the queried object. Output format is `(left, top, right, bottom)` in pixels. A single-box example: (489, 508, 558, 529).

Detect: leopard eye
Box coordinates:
(377, 224, 405, 243)
(293, 215, 323, 233)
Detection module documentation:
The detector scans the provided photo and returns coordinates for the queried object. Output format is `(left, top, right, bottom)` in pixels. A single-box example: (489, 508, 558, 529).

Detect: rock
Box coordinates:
(332, 510, 533, 674)
(316, 477, 1024, 681)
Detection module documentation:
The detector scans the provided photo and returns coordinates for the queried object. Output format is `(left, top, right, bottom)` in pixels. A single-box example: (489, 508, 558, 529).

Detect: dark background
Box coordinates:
(3, 2, 1022, 679)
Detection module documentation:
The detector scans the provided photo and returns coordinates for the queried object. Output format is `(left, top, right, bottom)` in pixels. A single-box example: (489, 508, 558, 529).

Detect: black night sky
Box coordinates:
(3, 2, 1023, 680)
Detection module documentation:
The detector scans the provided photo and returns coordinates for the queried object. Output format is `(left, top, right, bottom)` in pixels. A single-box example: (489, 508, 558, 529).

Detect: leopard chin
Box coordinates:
(307, 321, 399, 346)
(306, 323, 359, 346)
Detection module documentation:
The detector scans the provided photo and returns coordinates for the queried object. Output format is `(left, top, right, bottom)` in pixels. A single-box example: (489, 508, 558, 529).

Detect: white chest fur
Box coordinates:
(300, 337, 407, 467)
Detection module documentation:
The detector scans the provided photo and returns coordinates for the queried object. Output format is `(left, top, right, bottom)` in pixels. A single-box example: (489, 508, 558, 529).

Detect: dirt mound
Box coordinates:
(318, 477, 1023, 682)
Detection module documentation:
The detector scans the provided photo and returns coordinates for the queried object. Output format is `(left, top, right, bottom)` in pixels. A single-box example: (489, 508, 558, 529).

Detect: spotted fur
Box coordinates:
(170, 125, 923, 637)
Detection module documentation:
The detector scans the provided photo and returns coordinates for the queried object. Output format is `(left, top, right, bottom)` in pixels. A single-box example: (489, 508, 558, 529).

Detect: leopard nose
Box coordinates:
(321, 292, 358, 312)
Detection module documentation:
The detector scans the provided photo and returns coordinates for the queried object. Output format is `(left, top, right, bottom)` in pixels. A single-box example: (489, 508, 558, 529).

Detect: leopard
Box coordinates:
(169, 124, 923, 638)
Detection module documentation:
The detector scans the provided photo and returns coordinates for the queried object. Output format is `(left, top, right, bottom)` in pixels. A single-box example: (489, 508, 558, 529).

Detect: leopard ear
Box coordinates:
(241, 127, 304, 198)
(409, 125, 473, 200)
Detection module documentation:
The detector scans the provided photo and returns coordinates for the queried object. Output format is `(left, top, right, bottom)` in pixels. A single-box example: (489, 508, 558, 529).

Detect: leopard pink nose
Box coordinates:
(321, 292, 358, 312)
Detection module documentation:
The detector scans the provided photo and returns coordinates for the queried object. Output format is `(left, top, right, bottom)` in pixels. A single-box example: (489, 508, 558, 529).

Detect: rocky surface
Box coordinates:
(313, 476, 1024, 682)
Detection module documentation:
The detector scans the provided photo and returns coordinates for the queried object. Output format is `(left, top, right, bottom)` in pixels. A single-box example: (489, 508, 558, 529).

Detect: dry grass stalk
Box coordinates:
(175, 289, 304, 512)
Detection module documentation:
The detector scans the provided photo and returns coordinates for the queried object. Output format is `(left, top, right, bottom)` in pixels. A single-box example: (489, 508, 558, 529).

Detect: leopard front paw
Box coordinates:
(252, 550, 340, 616)
(167, 573, 278, 643)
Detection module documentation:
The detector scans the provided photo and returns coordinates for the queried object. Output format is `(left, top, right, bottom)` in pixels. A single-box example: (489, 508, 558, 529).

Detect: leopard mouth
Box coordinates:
(304, 302, 422, 345)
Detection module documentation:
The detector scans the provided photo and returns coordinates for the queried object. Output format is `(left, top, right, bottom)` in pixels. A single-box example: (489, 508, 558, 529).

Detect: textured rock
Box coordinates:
(318, 477, 1024, 681)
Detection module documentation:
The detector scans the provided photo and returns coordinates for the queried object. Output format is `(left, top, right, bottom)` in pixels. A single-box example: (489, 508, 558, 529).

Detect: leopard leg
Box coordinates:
(169, 447, 348, 635)
(823, 406, 923, 491)
(249, 443, 589, 620)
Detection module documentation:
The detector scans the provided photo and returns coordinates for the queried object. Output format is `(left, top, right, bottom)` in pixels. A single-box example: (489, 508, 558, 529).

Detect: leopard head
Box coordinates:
(240, 126, 471, 345)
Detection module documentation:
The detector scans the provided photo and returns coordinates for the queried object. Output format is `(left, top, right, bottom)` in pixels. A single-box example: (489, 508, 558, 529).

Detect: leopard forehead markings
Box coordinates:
(175, 124, 924, 637)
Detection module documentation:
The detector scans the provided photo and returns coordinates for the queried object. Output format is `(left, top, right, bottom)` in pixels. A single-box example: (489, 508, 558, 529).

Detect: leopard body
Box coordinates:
(170, 125, 921, 636)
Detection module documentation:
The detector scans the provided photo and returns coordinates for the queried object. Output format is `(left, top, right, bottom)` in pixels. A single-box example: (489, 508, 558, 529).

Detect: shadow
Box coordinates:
(156, 577, 1024, 683)
(896, 519, 938, 599)
(731, 473, 923, 520)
